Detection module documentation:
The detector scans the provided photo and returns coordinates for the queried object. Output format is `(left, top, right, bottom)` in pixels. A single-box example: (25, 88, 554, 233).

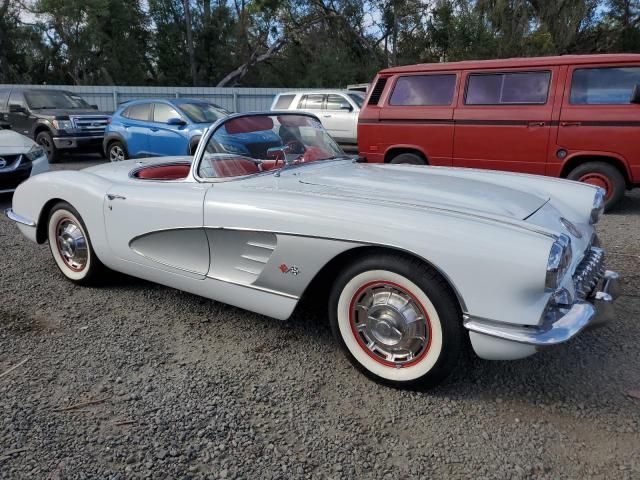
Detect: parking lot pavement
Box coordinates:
(1, 164, 639, 479)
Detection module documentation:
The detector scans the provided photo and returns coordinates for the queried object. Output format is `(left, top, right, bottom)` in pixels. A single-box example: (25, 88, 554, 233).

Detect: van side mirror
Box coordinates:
(631, 85, 640, 104)
(90, 104, 99, 109)
(340, 103, 353, 111)
(9, 104, 26, 113)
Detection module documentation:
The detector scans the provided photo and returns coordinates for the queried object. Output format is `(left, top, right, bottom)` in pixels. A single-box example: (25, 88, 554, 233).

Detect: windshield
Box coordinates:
(347, 92, 364, 108)
(24, 91, 91, 109)
(179, 102, 229, 123)
(198, 113, 345, 179)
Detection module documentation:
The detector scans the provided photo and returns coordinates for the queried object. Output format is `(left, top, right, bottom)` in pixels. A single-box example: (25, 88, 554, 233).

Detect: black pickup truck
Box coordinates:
(0, 88, 110, 163)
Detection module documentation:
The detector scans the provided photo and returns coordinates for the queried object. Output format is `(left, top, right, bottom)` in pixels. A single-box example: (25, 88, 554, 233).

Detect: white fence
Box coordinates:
(0, 85, 308, 113)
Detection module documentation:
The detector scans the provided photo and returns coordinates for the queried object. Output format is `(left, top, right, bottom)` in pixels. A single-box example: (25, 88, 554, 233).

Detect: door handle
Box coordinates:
(323, 114, 332, 118)
(150, 127, 159, 132)
(106, 194, 126, 201)
(528, 121, 545, 127)
(561, 121, 581, 127)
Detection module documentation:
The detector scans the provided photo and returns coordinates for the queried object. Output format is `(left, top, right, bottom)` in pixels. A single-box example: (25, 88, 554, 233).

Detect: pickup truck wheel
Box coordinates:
(329, 254, 462, 389)
(47, 202, 106, 285)
(567, 162, 625, 211)
(36, 131, 60, 164)
(389, 152, 426, 165)
(108, 141, 127, 162)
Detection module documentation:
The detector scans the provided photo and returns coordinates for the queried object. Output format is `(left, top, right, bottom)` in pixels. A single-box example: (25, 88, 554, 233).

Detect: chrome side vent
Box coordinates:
(233, 235, 277, 281)
(367, 77, 388, 105)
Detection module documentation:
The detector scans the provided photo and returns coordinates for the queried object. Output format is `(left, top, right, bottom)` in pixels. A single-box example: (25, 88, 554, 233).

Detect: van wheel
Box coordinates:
(567, 162, 625, 211)
(36, 131, 60, 164)
(389, 152, 426, 165)
(329, 253, 463, 389)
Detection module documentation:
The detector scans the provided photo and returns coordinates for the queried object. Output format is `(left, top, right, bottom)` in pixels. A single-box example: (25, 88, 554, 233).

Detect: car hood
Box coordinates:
(0, 129, 35, 153)
(291, 162, 549, 221)
(32, 108, 110, 117)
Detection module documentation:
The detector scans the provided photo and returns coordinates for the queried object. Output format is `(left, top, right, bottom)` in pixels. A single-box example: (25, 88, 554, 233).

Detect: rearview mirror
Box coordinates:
(167, 117, 187, 126)
(631, 85, 640, 104)
(9, 104, 25, 113)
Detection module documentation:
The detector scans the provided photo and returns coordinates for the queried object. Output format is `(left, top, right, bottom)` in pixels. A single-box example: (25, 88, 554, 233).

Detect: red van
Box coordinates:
(358, 54, 640, 209)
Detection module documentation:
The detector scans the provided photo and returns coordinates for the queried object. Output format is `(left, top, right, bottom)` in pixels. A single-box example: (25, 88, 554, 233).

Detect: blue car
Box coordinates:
(103, 98, 230, 161)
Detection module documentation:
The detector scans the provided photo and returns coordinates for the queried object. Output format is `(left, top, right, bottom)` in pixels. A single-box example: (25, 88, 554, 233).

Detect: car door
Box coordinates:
(379, 73, 459, 166)
(321, 94, 357, 143)
(149, 102, 189, 156)
(453, 68, 557, 175)
(103, 180, 210, 279)
(120, 103, 152, 156)
(7, 91, 32, 136)
(557, 64, 640, 179)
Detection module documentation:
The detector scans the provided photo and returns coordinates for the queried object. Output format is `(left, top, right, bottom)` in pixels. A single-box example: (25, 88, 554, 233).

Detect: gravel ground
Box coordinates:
(1, 158, 639, 479)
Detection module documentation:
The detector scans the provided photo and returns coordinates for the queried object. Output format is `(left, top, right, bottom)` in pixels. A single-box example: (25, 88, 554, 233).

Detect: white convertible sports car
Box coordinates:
(6, 112, 620, 388)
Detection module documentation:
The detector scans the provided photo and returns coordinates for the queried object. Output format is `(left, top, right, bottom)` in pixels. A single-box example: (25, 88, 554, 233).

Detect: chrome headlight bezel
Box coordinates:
(545, 234, 572, 290)
(590, 188, 605, 224)
(52, 119, 74, 131)
(25, 144, 46, 162)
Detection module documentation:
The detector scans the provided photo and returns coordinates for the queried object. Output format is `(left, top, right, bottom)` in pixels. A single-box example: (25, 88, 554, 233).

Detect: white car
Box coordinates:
(0, 129, 49, 194)
(5, 112, 619, 388)
(270, 90, 364, 147)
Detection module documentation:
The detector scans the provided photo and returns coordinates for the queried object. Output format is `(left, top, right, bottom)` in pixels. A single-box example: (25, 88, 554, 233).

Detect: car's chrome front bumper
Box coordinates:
(4, 208, 36, 227)
(465, 270, 620, 347)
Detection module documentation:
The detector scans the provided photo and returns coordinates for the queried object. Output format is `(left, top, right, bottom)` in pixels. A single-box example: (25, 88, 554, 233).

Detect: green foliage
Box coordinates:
(2, 0, 640, 87)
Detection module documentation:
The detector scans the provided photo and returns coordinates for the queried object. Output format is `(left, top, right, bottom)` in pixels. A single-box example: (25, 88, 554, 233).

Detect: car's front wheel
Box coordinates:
(107, 141, 127, 162)
(47, 202, 106, 285)
(329, 253, 463, 388)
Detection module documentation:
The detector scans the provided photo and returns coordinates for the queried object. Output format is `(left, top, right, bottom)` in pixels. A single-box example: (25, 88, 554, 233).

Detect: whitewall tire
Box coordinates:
(47, 202, 105, 285)
(329, 254, 463, 388)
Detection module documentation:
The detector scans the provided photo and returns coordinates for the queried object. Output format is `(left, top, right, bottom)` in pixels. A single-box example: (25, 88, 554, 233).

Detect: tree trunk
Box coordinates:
(183, 0, 198, 86)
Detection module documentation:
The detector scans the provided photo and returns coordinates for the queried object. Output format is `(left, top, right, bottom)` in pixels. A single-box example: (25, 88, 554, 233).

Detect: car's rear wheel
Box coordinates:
(329, 253, 463, 388)
(389, 152, 426, 165)
(47, 202, 106, 285)
(567, 161, 625, 211)
(108, 141, 127, 162)
(36, 131, 60, 164)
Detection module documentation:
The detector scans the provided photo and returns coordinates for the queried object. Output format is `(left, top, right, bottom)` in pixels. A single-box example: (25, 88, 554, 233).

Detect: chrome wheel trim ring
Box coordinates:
(109, 145, 125, 162)
(55, 217, 88, 272)
(349, 281, 431, 367)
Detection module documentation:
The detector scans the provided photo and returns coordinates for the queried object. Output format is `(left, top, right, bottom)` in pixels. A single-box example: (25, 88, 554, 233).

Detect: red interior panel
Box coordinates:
(212, 158, 261, 177)
(135, 164, 191, 180)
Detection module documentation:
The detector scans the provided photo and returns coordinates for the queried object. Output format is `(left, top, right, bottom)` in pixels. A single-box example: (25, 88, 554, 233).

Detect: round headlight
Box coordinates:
(545, 234, 572, 290)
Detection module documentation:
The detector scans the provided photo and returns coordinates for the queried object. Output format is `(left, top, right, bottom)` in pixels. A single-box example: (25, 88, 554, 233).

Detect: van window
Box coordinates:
(570, 67, 640, 105)
(274, 94, 295, 109)
(466, 71, 550, 105)
(389, 74, 456, 106)
(298, 94, 323, 110)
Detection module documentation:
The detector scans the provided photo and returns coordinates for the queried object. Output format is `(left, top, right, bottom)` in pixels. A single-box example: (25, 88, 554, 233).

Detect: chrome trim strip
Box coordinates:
(4, 208, 36, 227)
(246, 241, 276, 249)
(205, 273, 299, 300)
(234, 265, 262, 275)
(52, 135, 104, 141)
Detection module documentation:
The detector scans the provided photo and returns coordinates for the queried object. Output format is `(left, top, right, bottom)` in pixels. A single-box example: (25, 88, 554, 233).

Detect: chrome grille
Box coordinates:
(573, 247, 605, 299)
(70, 116, 109, 133)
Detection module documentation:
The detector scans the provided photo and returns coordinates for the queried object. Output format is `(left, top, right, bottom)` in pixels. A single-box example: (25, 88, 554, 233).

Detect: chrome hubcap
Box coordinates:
(110, 146, 124, 162)
(55, 218, 88, 271)
(350, 282, 430, 366)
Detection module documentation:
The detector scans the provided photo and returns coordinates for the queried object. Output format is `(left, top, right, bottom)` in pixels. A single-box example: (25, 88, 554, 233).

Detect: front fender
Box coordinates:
(11, 170, 114, 262)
